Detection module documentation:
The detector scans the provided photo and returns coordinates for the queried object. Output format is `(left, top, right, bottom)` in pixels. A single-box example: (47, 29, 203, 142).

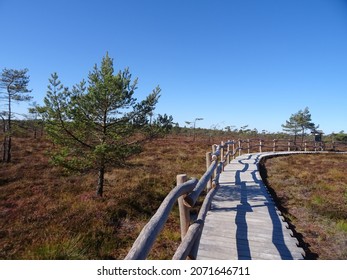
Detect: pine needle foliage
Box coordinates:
(41, 53, 171, 196)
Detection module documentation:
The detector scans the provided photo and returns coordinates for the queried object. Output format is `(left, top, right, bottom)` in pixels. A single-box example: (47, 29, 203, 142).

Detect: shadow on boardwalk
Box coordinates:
(235, 156, 294, 259)
(197, 153, 305, 260)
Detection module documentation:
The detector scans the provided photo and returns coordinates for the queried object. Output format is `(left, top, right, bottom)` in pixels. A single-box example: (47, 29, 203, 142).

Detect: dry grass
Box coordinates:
(260, 153, 347, 260)
(0, 135, 216, 259)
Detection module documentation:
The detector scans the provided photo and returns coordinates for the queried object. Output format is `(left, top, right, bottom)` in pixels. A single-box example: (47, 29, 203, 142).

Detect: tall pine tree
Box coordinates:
(282, 107, 318, 145)
(0, 68, 32, 162)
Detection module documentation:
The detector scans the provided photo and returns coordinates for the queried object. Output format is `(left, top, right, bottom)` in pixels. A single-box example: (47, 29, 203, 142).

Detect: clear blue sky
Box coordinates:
(1, 0, 346, 134)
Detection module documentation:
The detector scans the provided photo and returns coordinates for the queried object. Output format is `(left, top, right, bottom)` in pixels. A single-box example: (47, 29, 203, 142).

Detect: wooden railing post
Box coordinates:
(247, 139, 250, 154)
(206, 152, 212, 191)
(227, 140, 230, 164)
(211, 145, 218, 178)
(259, 139, 262, 153)
(238, 139, 242, 157)
(177, 174, 190, 241)
(288, 140, 291, 151)
(220, 141, 225, 170)
(304, 141, 307, 151)
(212, 144, 216, 154)
(273, 139, 277, 152)
(232, 142, 236, 159)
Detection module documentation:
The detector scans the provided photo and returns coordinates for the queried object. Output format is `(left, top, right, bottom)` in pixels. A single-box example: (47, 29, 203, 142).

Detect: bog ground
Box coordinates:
(0, 134, 346, 259)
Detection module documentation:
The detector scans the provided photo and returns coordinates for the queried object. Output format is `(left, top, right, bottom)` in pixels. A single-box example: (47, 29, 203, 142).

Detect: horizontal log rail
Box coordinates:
(173, 162, 223, 260)
(125, 137, 347, 260)
(124, 178, 199, 260)
(125, 147, 226, 260)
(219, 138, 347, 155)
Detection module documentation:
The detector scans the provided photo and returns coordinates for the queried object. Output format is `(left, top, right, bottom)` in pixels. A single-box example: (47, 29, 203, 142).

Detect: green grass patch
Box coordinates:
(336, 220, 347, 233)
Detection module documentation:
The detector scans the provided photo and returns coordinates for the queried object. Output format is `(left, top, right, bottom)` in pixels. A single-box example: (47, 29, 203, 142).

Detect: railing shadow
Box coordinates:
(235, 181, 252, 259)
(233, 156, 294, 260)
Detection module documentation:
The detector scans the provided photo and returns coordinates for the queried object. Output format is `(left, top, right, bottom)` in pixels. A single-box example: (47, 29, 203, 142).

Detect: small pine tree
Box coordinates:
(42, 53, 172, 196)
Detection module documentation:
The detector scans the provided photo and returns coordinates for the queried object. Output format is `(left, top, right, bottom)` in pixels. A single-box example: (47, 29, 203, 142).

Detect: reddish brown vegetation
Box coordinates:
(0, 135, 213, 259)
(261, 154, 347, 260)
(1, 134, 346, 259)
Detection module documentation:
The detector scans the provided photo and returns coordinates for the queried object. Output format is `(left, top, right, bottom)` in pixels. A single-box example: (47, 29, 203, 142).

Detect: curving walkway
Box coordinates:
(196, 152, 306, 260)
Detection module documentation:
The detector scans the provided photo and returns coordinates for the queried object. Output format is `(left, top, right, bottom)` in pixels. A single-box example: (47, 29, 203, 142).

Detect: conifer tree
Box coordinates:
(42, 53, 170, 196)
(282, 107, 317, 145)
(0, 68, 32, 162)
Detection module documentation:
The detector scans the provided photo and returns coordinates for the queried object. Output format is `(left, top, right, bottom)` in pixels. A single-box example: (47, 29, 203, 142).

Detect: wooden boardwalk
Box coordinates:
(196, 153, 305, 260)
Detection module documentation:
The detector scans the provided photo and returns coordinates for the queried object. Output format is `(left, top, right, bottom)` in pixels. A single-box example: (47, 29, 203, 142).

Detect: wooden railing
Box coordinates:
(224, 138, 347, 155)
(125, 141, 235, 260)
(125, 138, 347, 260)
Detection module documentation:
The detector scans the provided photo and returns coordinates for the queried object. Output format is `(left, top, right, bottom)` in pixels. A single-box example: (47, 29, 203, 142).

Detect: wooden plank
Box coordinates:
(199, 221, 300, 248)
(199, 233, 302, 251)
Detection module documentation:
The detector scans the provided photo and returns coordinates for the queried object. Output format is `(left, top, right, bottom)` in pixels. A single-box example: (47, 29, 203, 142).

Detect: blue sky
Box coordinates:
(1, 0, 346, 134)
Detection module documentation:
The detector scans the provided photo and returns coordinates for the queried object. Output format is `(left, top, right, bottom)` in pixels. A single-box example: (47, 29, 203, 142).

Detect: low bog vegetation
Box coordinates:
(0, 135, 214, 259)
(261, 154, 347, 260)
(1, 133, 346, 260)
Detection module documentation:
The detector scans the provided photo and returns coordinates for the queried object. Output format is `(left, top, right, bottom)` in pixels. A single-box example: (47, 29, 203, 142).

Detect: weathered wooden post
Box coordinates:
(212, 144, 216, 155)
(304, 141, 307, 151)
(247, 139, 250, 154)
(273, 139, 277, 152)
(226, 141, 230, 164)
(232, 141, 236, 159)
(220, 141, 225, 171)
(238, 139, 242, 157)
(211, 144, 218, 178)
(259, 139, 263, 153)
(288, 140, 291, 151)
(177, 174, 190, 240)
(206, 152, 212, 191)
